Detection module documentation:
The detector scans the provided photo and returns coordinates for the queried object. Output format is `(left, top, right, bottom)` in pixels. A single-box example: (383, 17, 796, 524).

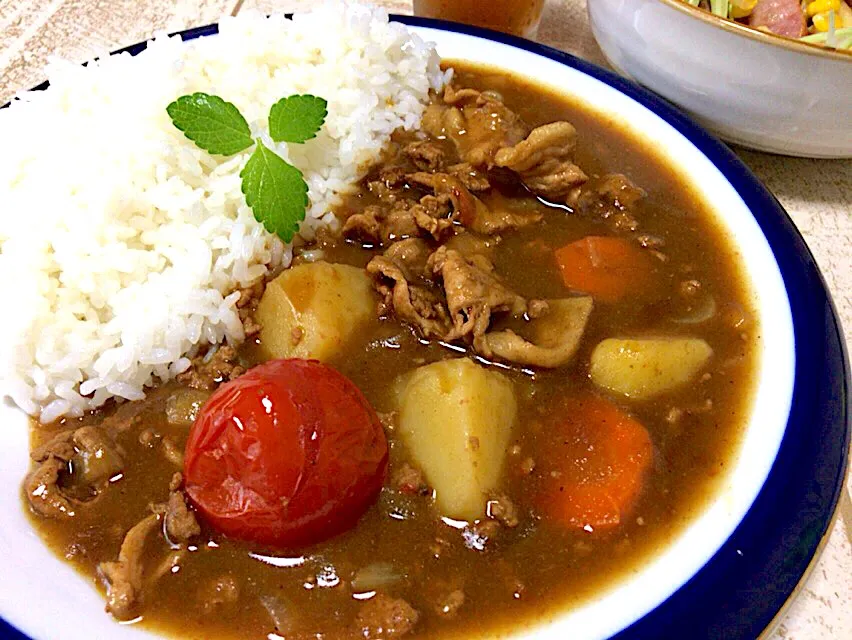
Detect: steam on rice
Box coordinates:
(0, 2, 449, 422)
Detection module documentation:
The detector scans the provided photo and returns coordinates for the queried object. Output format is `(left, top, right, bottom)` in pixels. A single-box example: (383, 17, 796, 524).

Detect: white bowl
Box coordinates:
(1, 16, 848, 640)
(587, 0, 852, 158)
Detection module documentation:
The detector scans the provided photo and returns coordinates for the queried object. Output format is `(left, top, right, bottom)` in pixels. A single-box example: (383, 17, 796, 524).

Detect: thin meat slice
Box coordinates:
(155, 490, 201, 545)
(25, 456, 76, 518)
(427, 247, 529, 346)
(405, 140, 445, 172)
(440, 85, 530, 167)
(343, 198, 456, 246)
(408, 199, 457, 240)
(30, 430, 75, 463)
(480, 297, 594, 368)
(342, 205, 385, 244)
(444, 231, 499, 262)
(99, 514, 160, 620)
(367, 253, 453, 340)
(408, 172, 473, 215)
(467, 196, 543, 235)
(443, 86, 483, 105)
(573, 173, 645, 215)
(409, 172, 540, 235)
(343, 203, 422, 245)
(749, 0, 807, 38)
(148, 549, 187, 584)
(369, 244, 534, 348)
(447, 162, 490, 192)
(408, 172, 491, 232)
(570, 174, 646, 234)
(25, 426, 123, 517)
(494, 122, 588, 201)
(383, 238, 432, 280)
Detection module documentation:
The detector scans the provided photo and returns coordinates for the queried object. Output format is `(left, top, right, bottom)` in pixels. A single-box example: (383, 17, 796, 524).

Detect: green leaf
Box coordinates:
(269, 95, 328, 144)
(166, 93, 254, 156)
(240, 140, 308, 242)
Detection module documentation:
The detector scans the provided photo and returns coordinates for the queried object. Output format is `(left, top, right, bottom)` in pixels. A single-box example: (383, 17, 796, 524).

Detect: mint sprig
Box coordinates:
(241, 141, 308, 242)
(270, 95, 328, 143)
(166, 93, 253, 155)
(167, 93, 328, 242)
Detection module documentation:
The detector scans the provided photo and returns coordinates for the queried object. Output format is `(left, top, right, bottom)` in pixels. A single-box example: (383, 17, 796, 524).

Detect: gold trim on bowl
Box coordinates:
(656, 0, 852, 62)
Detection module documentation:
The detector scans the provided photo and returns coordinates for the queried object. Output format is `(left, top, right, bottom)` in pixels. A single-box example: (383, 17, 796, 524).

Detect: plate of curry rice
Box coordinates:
(0, 3, 847, 640)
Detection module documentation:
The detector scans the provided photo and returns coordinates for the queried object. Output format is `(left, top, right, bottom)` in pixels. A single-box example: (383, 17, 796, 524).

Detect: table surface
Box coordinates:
(0, 0, 849, 637)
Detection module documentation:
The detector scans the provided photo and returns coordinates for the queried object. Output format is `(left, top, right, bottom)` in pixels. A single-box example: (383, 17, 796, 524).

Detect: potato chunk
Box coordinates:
(395, 359, 516, 521)
(255, 262, 375, 362)
(589, 338, 713, 399)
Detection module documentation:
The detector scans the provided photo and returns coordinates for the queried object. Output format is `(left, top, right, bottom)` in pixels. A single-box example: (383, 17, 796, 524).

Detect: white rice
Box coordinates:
(0, 1, 449, 422)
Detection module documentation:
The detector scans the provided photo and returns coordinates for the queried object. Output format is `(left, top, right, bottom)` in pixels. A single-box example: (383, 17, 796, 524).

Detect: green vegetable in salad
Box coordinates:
(709, 0, 728, 18)
(801, 25, 852, 47)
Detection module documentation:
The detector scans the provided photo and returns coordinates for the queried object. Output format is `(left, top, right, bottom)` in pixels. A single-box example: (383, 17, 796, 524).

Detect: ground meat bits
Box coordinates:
(487, 494, 520, 528)
(177, 345, 245, 391)
(355, 594, 420, 638)
(392, 463, 430, 496)
(236, 279, 266, 337)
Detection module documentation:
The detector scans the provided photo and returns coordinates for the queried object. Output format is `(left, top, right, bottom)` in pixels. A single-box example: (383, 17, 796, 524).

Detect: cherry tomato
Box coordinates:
(183, 359, 388, 547)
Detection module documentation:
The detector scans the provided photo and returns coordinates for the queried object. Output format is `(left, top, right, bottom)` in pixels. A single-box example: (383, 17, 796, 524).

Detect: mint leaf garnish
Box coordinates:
(167, 93, 253, 155)
(168, 92, 323, 243)
(269, 95, 328, 143)
(240, 140, 308, 243)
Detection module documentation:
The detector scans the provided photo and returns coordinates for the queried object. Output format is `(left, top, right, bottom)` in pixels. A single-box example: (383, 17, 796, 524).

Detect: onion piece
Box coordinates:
(297, 248, 326, 263)
(351, 562, 403, 592)
(166, 389, 211, 426)
(260, 595, 299, 635)
(671, 294, 717, 325)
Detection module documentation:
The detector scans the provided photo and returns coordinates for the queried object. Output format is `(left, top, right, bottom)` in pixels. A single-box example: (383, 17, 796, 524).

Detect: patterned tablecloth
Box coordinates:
(0, 0, 848, 637)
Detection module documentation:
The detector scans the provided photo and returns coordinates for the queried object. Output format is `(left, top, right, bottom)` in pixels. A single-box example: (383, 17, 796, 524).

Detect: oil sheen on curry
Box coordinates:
(23, 62, 758, 640)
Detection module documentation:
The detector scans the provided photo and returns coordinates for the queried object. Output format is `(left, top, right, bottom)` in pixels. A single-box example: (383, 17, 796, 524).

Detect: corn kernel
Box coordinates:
(730, 0, 758, 18)
(812, 10, 846, 31)
(807, 0, 840, 18)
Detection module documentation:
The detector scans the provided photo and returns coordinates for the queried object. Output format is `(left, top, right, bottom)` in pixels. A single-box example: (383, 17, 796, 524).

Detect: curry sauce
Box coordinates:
(23, 62, 758, 640)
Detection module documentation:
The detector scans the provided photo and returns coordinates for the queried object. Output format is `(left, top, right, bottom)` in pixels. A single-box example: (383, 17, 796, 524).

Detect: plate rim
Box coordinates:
(0, 14, 848, 640)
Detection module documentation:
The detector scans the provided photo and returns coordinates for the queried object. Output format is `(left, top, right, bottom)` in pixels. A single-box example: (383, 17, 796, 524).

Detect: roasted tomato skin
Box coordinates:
(183, 358, 388, 547)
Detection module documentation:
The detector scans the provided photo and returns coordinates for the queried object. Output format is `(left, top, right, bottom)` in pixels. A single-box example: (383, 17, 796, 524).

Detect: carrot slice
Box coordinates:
(539, 394, 653, 532)
(554, 236, 657, 303)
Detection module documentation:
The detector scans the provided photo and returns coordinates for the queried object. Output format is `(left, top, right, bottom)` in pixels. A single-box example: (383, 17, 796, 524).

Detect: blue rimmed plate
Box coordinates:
(0, 15, 848, 640)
